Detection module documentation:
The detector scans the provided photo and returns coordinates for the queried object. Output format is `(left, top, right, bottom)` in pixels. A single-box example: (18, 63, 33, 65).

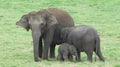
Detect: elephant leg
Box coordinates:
(32, 31, 41, 62)
(42, 43, 49, 60)
(63, 54, 69, 61)
(76, 49, 81, 61)
(39, 37, 42, 58)
(57, 53, 63, 61)
(62, 51, 69, 61)
(33, 44, 40, 61)
(69, 54, 73, 61)
(42, 28, 54, 60)
(49, 44, 56, 58)
(85, 50, 93, 62)
(95, 49, 105, 62)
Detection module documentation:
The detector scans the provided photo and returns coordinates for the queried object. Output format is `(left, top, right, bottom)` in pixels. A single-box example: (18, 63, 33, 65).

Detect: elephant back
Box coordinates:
(47, 8, 74, 27)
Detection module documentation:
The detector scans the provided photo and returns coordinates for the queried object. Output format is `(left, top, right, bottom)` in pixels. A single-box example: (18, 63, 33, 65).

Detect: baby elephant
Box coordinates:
(61, 25, 105, 62)
(57, 43, 79, 61)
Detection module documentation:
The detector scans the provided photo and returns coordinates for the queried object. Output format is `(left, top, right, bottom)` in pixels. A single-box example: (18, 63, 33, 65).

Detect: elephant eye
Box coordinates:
(41, 23, 44, 25)
(41, 23, 45, 26)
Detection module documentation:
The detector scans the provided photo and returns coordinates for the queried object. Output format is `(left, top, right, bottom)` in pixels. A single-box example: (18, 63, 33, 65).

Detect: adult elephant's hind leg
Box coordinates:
(49, 43, 56, 58)
(95, 49, 105, 62)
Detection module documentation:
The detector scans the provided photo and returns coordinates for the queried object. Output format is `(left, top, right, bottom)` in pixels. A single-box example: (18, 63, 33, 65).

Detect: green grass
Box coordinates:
(0, 0, 120, 67)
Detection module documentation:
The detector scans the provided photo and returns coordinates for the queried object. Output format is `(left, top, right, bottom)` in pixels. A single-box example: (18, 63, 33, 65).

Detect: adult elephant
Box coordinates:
(61, 25, 105, 62)
(16, 8, 74, 61)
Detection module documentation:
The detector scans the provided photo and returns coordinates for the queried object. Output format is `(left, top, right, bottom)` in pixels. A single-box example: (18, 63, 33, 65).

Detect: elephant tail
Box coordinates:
(95, 35, 100, 61)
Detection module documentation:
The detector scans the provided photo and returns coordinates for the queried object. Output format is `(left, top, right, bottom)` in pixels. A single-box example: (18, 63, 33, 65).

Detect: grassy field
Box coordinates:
(0, 0, 120, 67)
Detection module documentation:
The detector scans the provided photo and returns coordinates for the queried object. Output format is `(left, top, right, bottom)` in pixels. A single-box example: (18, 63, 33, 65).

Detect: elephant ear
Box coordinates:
(61, 27, 74, 42)
(68, 45, 73, 54)
(44, 10, 58, 27)
(68, 45, 76, 54)
(61, 28, 69, 42)
(16, 15, 30, 31)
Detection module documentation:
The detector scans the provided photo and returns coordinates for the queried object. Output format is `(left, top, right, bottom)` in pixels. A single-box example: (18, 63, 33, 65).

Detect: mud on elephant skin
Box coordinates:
(57, 43, 79, 61)
(16, 8, 74, 61)
(61, 25, 105, 62)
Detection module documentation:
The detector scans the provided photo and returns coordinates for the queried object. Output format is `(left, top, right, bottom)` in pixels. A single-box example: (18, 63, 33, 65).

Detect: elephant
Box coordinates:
(16, 8, 74, 61)
(61, 25, 105, 62)
(57, 43, 79, 61)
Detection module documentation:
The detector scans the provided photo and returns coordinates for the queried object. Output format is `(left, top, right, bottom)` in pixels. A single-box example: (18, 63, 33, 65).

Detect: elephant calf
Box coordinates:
(61, 25, 105, 62)
(57, 43, 78, 61)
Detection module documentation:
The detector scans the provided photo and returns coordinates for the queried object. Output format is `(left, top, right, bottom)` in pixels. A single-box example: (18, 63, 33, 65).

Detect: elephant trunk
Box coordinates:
(75, 53, 79, 61)
(32, 31, 41, 61)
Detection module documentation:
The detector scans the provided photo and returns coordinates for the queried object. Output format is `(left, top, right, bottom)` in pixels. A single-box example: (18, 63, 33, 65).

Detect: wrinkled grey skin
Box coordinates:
(61, 25, 105, 62)
(16, 8, 74, 61)
(57, 43, 79, 61)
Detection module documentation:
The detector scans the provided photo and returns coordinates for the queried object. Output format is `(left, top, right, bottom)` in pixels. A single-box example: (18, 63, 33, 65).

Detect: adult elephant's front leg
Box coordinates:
(42, 28, 54, 60)
(49, 44, 56, 58)
(39, 37, 42, 58)
(32, 31, 41, 62)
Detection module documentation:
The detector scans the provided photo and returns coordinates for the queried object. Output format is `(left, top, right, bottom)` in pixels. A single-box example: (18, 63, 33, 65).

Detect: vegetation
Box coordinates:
(0, 0, 120, 67)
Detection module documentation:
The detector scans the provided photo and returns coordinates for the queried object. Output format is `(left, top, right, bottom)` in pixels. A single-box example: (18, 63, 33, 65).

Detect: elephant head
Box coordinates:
(16, 14, 30, 31)
(16, 10, 58, 61)
(61, 27, 74, 42)
(16, 10, 58, 37)
(16, 10, 58, 31)
(68, 45, 77, 56)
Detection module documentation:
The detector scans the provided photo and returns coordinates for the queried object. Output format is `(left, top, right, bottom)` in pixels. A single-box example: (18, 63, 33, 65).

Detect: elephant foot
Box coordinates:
(49, 55, 55, 59)
(76, 57, 81, 62)
(69, 59, 73, 61)
(88, 60, 93, 62)
(100, 58, 105, 62)
(64, 58, 70, 61)
(34, 58, 41, 62)
(77, 59, 81, 62)
(49, 57, 55, 61)
(87, 58, 93, 62)
(64, 59, 69, 62)
(42, 57, 48, 60)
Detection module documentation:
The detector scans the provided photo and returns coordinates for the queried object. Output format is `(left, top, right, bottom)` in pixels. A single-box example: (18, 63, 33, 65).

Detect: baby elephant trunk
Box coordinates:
(74, 53, 79, 61)
(68, 45, 79, 61)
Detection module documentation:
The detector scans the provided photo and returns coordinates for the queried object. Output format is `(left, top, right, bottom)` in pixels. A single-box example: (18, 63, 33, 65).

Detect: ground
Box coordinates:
(0, 0, 120, 67)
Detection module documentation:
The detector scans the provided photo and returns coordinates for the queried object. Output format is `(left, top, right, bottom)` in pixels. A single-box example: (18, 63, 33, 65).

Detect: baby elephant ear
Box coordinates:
(16, 15, 30, 31)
